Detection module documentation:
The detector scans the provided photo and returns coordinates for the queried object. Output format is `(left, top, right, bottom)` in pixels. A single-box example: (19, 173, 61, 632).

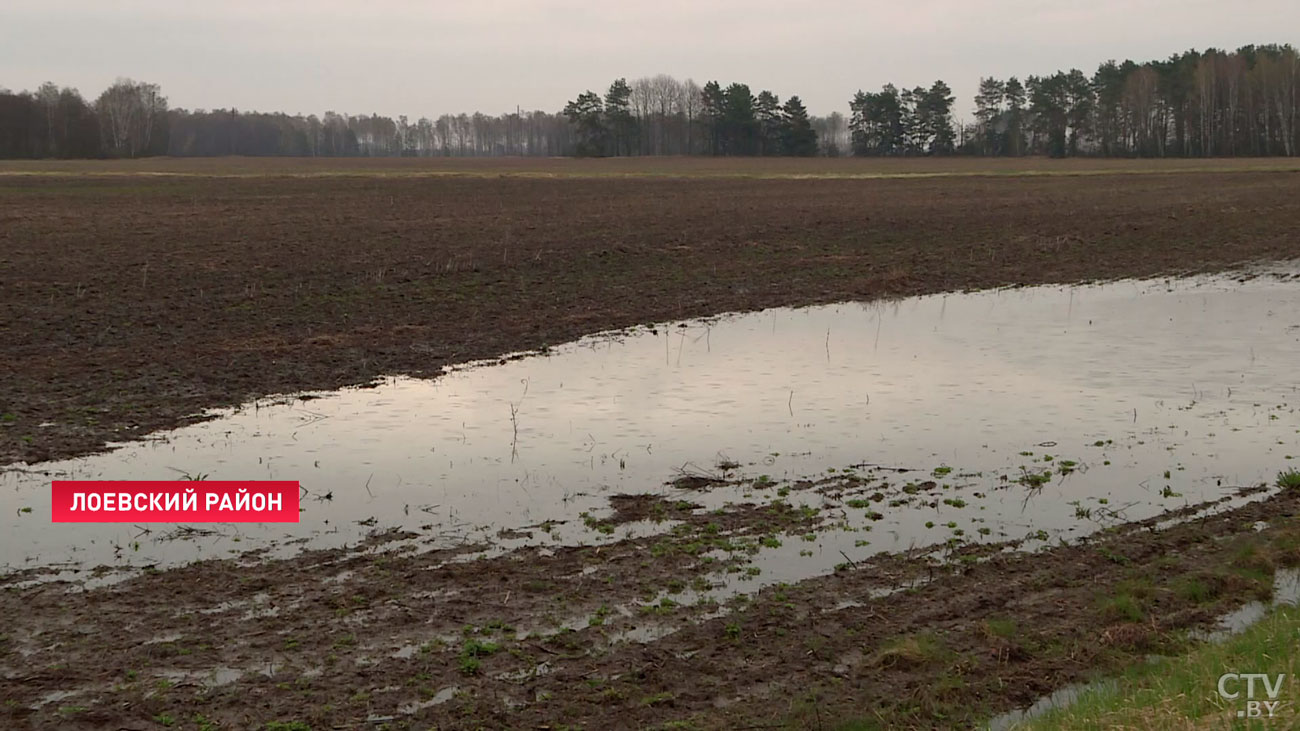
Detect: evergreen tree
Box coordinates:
(1063, 69, 1095, 156)
(850, 85, 905, 155)
(1092, 61, 1126, 155)
(721, 83, 757, 155)
(563, 91, 605, 157)
(700, 81, 726, 155)
(900, 86, 923, 153)
(920, 80, 957, 154)
(973, 77, 1006, 155)
(1004, 76, 1027, 156)
(780, 96, 818, 156)
(755, 90, 783, 155)
(1027, 73, 1070, 157)
(603, 78, 636, 156)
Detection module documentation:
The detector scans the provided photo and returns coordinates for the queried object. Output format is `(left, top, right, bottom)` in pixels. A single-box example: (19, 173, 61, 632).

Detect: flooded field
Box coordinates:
(6, 264, 1300, 730)
(5, 269, 1298, 585)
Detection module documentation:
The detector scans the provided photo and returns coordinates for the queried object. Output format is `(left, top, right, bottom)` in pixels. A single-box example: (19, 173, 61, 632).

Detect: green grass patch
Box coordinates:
(1097, 593, 1146, 623)
(869, 632, 950, 669)
(1278, 469, 1300, 490)
(983, 618, 1018, 639)
(1015, 604, 1300, 729)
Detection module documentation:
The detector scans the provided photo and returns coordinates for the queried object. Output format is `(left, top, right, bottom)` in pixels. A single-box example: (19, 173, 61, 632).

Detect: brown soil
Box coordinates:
(2, 160, 1300, 465)
(4, 155, 1300, 177)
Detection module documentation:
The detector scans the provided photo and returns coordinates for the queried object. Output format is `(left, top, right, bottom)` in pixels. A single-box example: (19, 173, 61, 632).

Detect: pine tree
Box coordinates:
(921, 80, 956, 154)
(721, 83, 757, 155)
(562, 91, 605, 157)
(700, 81, 725, 155)
(849, 85, 905, 155)
(755, 90, 783, 155)
(780, 96, 818, 156)
(973, 78, 1006, 155)
(603, 79, 636, 156)
(1004, 77, 1027, 156)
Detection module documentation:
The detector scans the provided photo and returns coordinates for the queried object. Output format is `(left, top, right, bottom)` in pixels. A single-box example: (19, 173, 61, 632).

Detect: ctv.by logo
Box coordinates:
(1217, 673, 1289, 719)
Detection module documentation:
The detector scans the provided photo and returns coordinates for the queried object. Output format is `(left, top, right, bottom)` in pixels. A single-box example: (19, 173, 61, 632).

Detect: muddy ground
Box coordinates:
(2, 162, 1300, 465)
(1, 471, 1296, 729)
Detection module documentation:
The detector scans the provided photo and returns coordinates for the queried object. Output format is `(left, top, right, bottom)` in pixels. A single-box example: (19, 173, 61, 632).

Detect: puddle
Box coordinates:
(608, 622, 682, 645)
(987, 680, 1118, 730)
(3, 270, 1300, 583)
(495, 662, 552, 682)
(989, 568, 1300, 728)
(1189, 567, 1300, 642)
(156, 665, 246, 688)
(387, 635, 457, 659)
(391, 644, 420, 660)
(398, 685, 459, 714)
(37, 689, 83, 707)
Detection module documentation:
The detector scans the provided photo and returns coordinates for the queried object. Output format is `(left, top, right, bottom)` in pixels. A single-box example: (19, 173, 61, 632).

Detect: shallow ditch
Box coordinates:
(987, 566, 1300, 729)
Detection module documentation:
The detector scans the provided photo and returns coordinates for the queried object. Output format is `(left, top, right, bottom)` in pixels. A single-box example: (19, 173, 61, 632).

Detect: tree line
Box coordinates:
(984, 44, 1299, 157)
(0, 79, 582, 159)
(563, 78, 821, 157)
(1, 43, 1296, 159)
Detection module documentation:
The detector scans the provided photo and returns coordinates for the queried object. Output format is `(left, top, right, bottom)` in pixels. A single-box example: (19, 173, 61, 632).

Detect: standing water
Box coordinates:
(3, 269, 1299, 583)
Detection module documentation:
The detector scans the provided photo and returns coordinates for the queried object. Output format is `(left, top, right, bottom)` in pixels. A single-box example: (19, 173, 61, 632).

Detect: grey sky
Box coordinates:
(2, 0, 1295, 120)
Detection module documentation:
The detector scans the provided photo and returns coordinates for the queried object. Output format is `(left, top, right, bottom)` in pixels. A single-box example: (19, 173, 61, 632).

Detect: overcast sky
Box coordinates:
(2, 0, 1295, 120)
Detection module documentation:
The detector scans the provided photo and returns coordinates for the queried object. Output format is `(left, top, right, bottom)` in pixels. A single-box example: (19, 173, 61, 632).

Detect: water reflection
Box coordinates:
(3, 270, 1299, 575)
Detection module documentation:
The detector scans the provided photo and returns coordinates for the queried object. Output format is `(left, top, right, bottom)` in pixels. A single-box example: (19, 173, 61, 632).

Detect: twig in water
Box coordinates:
(669, 462, 728, 489)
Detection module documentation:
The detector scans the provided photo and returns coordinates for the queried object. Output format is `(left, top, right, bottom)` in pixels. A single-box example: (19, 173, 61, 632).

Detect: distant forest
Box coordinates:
(1, 44, 1297, 159)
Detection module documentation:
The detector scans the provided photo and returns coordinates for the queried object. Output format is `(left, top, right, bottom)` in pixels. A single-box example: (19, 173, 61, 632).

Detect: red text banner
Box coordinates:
(51, 481, 300, 523)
